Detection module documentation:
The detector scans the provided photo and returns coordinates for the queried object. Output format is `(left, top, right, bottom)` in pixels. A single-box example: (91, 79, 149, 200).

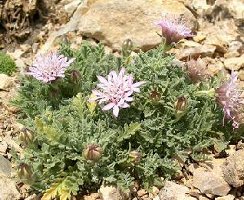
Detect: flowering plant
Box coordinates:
(14, 43, 240, 200)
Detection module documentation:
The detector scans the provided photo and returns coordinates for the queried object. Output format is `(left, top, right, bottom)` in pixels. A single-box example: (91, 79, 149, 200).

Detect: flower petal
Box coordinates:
(102, 102, 115, 111)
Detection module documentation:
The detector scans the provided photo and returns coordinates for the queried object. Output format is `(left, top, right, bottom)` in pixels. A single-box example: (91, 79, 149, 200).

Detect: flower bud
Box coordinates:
(175, 96, 187, 112)
(122, 39, 133, 57)
(70, 70, 81, 83)
(129, 150, 142, 164)
(174, 96, 187, 120)
(19, 128, 34, 145)
(149, 90, 161, 102)
(83, 144, 103, 161)
(18, 163, 33, 181)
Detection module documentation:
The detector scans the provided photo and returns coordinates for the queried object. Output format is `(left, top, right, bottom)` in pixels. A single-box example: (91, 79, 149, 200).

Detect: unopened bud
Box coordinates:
(70, 70, 81, 83)
(18, 163, 32, 181)
(19, 128, 34, 144)
(83, 144, 102, 161)
(129, 151, 142, 164)
(150, 90, 161, 102)
(175, 96, 187, 112)
(122, 39, 133, 57)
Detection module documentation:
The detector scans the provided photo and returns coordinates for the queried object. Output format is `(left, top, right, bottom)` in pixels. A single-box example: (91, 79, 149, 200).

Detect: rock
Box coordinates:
(137, 189, 147, 197)
(0, 74, 14, 91)
(0, 155, 11, 177)
(99, 185, 130, 200)
(0, 175, 20, 200)
(222, 149, 244, 187)
(83, 193, 100, 200)
(225, 40, 243, 58)
(64, 0, 81, 17)
(204, 34, 228, 54)
(174, 44, 216, 60)
(224, 55, 244, 71)
(42, 0, 197, 52)
(158, 181, 197, 200)
(215, 194, 235, 200)
(192, 167, 231, 196)
(0, 140, 8, 154)
(198, 196, 210, 200)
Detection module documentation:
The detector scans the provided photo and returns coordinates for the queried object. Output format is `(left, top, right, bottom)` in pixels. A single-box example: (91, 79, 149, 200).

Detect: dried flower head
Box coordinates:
(186, 58, 209, 83)
(129, 150, 142, 164)
(156, 14, 193, 44)
(27, 52, 75, 83)
(90, 68, 145, 117)
(215, 72, 244, 128)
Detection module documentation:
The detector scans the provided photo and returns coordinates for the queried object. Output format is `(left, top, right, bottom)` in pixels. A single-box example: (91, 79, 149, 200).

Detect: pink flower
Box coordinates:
(156, 14, 193, 44)
(27, 52, 75, 83)
(91, 68, 145, 117)
(216, 72, 244, 128)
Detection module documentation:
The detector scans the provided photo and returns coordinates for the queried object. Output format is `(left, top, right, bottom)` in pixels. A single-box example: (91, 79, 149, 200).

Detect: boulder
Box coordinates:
(41, 0, 197, 52)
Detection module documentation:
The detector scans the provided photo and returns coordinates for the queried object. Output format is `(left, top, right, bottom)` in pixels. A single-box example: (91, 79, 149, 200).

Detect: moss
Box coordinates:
(0, 51, 17, 75)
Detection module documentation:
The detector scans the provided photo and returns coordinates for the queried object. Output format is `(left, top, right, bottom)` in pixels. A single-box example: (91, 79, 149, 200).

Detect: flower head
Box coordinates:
(83, 144, 103, 161)
(186, 58, 210, 83)
(90, 68, 145, 117)
(216, 72, 244, 128)
(156, 14, 193, 44)
(27, 52, 75, 83)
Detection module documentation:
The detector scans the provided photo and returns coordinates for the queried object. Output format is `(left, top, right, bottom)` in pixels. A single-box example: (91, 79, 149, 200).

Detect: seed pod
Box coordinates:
(83, 144, 103, 161)
(129, 150, 142, 164)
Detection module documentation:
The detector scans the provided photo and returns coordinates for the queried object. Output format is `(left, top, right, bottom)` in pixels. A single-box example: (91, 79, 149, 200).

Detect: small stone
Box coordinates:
(0, 175, 20, 200)
(83, 193, 100, 200)
(0, 155, 11, 177)
(193, 32, 206, 43)
(99, 185, 130, 200)
(222, 149, 244, 187)
(225, 145, 236, 156)
(198, 196, 210, 200)
(215, 194, 235, 200)
(0, 74, 14, 91)
(137, 189, 147, 197)
(192, 167, 230, 196)
(224, 55, 244, 71)
(238, 70, 244, 81)
(158, 181, 197, 200)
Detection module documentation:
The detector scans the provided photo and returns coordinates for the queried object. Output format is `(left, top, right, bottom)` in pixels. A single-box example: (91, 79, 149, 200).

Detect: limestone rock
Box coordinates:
(222, 149, 244, 187)
(99, 185, 130, 200)
(224, 55, 244, 71)
(158, 181, 197, 200)
(42, 0, 197, 52)
(0, 155, 11, 177)
(0, 175, 20, 200)
(64, 0, 81, 17)
(215, 194, 235, 200)
(0, 74, 14, 91)
(192, 167, 231, 196)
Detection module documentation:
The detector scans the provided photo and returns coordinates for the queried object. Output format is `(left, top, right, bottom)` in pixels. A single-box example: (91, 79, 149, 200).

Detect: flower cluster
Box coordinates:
(156, 14, 193, 44)
(215, 72, 244, 128)
(27, 52, 75, 83)
(91, 68, 145, 117)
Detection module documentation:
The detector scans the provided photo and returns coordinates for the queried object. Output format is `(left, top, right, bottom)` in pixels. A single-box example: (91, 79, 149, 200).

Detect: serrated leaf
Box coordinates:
(117, 122, 141, 142)
(41, 182, 59, 200)
(59, 189, 71, 200)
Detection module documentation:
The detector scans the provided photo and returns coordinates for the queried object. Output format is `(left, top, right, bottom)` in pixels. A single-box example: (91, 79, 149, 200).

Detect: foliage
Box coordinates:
(15, 42, 237, 199)
(0, 51, 17, 75)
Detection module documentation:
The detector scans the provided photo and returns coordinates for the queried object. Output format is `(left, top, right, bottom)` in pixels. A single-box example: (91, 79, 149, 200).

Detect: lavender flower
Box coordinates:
(156, 14, 193, 44)
(27, 52, 75, 83)
(216, 72, 244, 128)
(91, 68, 145, 117)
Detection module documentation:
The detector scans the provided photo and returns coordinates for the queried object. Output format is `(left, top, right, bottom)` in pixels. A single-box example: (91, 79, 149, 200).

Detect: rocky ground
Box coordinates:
(0, 0, 243, 199)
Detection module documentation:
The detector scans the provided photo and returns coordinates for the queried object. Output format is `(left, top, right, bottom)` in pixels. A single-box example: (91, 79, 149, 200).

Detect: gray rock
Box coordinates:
(158, 181, 197, 200)
(222, 149, 244, 187)
(0, 175, 20, 200)
(192, 167, 231, 196)
(0, 155, 11, 177)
